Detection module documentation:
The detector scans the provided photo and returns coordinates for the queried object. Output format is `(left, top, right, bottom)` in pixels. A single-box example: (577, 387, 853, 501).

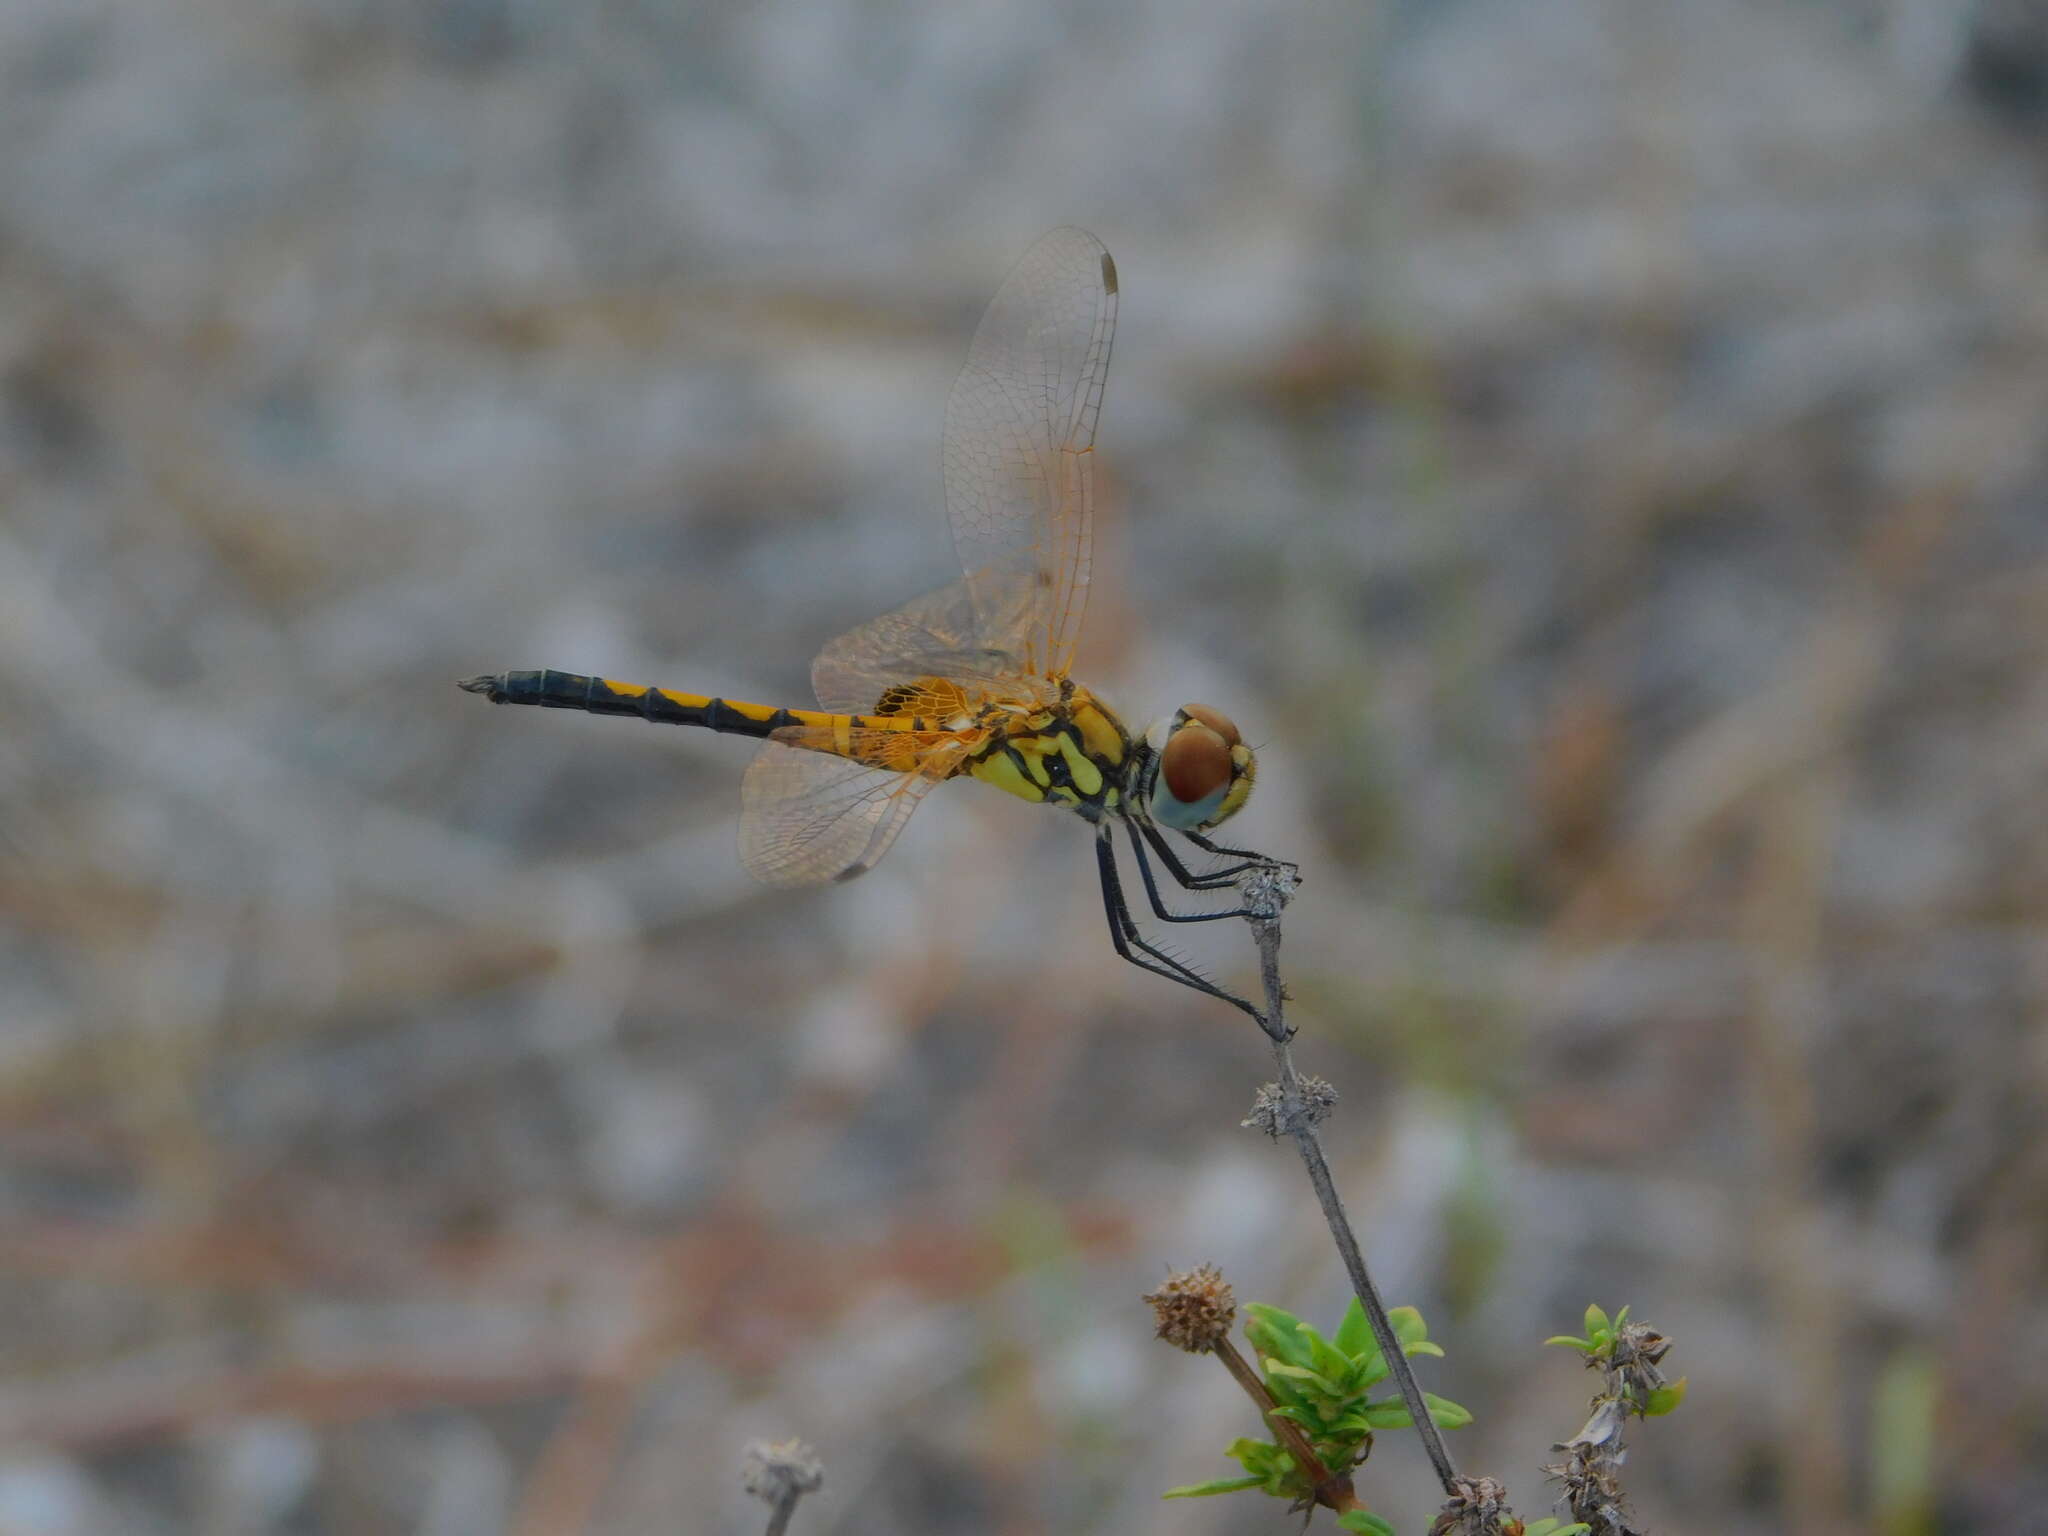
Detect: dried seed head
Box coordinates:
(1608, 1321, 1671, 1400)
(1245, 1083, 1285, 1135)
(1297, 1075, 1338, 1121)
(1428, 1475, 1519, 1535)
(1240, 858, 1299, 919)
(1143, 1264, 1237, 1353)
(1244, 1076, 1338, 1137)
(741, 1438, 824, 1503)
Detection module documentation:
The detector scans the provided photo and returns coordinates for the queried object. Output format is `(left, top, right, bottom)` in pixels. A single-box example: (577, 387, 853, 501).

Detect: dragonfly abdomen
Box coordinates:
(459, 670, 825, 739)
(455, 669, 954, 761)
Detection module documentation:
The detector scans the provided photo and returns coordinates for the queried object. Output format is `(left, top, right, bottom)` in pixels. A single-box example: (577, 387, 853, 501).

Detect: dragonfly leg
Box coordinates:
(1095, 834, 1262, 1022)
(1125, 822, 1254, 921)
(1182, 828, 1300, 878)
(1137, 821, 1258, 891)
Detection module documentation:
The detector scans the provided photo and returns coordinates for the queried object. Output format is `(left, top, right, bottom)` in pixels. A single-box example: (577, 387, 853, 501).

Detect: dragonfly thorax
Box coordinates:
(962, 686, 1131, 819)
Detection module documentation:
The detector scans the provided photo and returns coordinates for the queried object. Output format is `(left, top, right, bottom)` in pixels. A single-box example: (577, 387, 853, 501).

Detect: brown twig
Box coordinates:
(1215, 1334, 1365, 1514)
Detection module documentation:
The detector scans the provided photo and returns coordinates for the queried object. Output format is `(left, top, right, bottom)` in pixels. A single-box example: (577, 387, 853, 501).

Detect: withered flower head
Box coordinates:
(1244, 1076, 1338, 1136)
(1428, 1475, 1518, 1535)
(1143, 1263, 1237, 1353)
(1608, 1321, 1672, 1400)
(741, 1438, 824, 1504)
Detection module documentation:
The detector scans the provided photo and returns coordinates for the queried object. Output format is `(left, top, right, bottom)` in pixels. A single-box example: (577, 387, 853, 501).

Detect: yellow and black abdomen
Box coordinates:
(456, 669, 963, 780)
(459, 670, 815, 738)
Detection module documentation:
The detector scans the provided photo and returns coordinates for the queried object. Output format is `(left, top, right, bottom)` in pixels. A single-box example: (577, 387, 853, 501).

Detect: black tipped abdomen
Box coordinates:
(458, 671, 801, 737)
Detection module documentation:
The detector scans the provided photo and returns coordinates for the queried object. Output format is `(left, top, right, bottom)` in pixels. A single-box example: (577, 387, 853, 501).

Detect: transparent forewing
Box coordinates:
(810, 571, 1058, 716)
(941, 226, 1117, 679)
(738, 742, 943, 887)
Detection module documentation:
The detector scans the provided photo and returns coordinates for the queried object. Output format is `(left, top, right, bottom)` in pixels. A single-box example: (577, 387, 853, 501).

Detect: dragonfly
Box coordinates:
(462, 227, 1286, 1019)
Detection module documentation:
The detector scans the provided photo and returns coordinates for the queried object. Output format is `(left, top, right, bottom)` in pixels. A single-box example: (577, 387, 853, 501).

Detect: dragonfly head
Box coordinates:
(1144, 705, 1256, 831)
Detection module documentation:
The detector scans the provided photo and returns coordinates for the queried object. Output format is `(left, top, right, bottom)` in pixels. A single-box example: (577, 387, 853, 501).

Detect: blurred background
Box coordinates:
(2, 1, 2044, 1532)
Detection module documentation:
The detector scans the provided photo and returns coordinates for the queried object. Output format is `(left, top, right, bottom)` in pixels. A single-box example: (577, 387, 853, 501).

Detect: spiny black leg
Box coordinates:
(1095, 834, 1262, 1022)
(1139, 821, 1257, 890)
(1184, 828, 1299, 876)
(1098, 838, 1259, 1019)
(1125, 822, 1253, 922)
(1097, 834, 1217, 981)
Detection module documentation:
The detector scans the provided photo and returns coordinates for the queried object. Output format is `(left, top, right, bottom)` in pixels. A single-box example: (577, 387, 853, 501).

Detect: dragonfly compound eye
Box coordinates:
(1150, 710, 1257, 830)
(1178, 703, 1241, 748)
(1162, 722, 1231, 804)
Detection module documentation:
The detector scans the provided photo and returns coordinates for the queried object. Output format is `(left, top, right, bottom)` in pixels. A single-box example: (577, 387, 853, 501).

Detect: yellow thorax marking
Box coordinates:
(1072, 699, 1125, 766)
(965, 694, 1127, 809)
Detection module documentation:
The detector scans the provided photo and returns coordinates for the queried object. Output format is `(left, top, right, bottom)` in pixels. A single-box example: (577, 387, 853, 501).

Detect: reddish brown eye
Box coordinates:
(1180, 704, 1241, 748)
(1162, 724, 1232, 804)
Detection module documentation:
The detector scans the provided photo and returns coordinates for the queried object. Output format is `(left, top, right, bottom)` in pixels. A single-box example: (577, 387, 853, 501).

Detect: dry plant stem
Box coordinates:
(761, 1492, 801, 1536)
(1248, 886, 1462, 1495)
(1212, 1334, 1363, 1515)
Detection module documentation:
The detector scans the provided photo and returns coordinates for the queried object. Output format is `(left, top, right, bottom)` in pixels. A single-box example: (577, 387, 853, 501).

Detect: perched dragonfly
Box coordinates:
(462, 227, 1285, 1018)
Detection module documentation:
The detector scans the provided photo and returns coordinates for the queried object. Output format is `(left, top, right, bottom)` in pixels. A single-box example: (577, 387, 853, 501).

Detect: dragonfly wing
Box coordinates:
(738, 742, 940, 887)
(942, 226, 1117, 677)
(810, 572, 1053, 715)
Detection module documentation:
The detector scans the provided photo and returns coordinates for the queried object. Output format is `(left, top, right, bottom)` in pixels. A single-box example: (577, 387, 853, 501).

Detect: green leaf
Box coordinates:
(1344, 1336, 1441, 1397)
(1612, 1304, 1631, 1330)
(1424, 1392, 1473, 1428)
(1347, 1349, 1391, 1393)
(1266, 1360, 1347, 1397)
(1583, 1303, 1611, 1340)
(1334, 1297, 1373, 1357)
(1355, 1392, 1473, 1431)
(1305, 1327, 1354, 1384)
(1259, 1363, 1310, 1412)
(1644, 1376, 1688, 1416)
(1523, 1521, 1593, 1536)
(1336, 1512, 1398, 1535)
(1243, 1304, 1312, 1367)
(1543, 1334, 1593, 1352)
(1223, 1437, 1288, 1481)
(1162, 1477, 1264, 1499)
(1388, 1306, 1429, 1347)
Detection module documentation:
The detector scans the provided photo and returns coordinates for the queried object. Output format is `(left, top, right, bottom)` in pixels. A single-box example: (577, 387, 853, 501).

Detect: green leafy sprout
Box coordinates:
(1165, 1299, 1470, 1517)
